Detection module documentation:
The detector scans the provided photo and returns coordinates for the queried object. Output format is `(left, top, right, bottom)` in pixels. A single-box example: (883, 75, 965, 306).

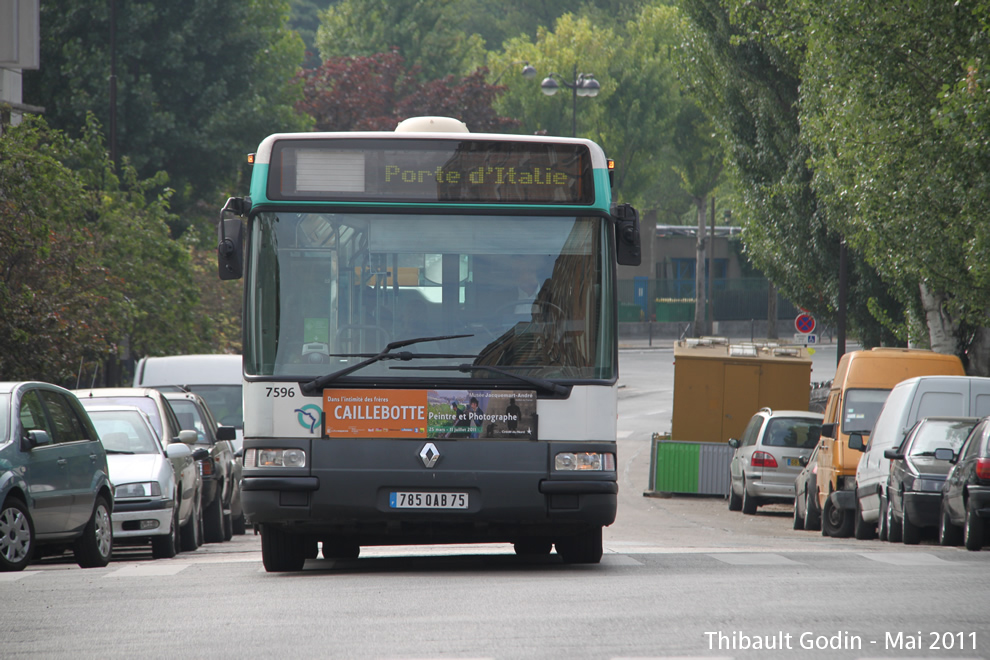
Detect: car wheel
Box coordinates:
(0, 497, 34, 572)
(74, 496, 113, 568)
(964, 501, 985, 551)
(878, 496, 889, 542)
(727, 481, 742, 512)
(854, 497, 876, 540)
(260, 524, 306, 572)
(180, 498, 202, 552)
(232, 512, 247, 536)
(741, 480, 758, 515)
(203, 490, 225, 544)
(886, 497, 902, 543)
(939, 502, 962, 546)
(901, 507, 921, 545)
(793, 493, 805, 530)
(804, 490, 821, 531)
(822, 496, 853, 538)
(555, 526, 603, 564)
(151, 506, 180, 559)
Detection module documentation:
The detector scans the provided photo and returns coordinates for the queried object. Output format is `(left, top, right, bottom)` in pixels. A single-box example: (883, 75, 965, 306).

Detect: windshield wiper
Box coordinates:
(300, 334, 474, 395)
(391, 363, 569, 396)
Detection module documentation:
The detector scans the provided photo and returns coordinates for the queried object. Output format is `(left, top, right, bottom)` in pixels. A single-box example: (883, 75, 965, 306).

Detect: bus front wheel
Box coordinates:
(555, 527, 603, 564)
(260, 524, 306, 572)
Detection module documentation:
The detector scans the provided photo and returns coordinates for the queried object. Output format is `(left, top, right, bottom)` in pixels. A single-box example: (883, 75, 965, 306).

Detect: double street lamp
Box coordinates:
(520, 64, 601, 137)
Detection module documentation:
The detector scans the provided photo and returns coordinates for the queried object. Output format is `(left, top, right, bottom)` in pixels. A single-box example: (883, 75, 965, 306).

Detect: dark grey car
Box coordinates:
(0, 382, 114, 571)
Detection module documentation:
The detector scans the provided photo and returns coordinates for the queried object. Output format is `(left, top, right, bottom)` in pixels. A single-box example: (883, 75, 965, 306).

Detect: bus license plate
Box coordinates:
(390, 492, 468, 509)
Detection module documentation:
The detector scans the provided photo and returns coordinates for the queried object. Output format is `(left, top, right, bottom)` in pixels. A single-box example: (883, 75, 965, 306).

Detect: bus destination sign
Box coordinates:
(268, 138, 593, 205)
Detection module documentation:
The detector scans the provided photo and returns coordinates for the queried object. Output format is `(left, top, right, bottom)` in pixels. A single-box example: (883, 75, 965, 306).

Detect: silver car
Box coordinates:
(728, 408, 824, 514)
(76, 388, 204, 552)
(86, 405, 204, 559)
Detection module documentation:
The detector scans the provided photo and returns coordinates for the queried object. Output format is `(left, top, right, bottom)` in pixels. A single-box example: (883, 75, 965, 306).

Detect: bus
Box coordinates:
(217, 116, 641, 571)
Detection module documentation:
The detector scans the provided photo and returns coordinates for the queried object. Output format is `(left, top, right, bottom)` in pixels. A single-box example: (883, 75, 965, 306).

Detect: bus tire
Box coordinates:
(322, 538, 360, 560)
(513, 538, 553, 556)
(555, 527, 602, 564)
(261, 524, 306, 572)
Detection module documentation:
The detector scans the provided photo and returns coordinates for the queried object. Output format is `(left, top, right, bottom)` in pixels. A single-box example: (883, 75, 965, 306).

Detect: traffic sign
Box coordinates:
(795, 313, 816, 334)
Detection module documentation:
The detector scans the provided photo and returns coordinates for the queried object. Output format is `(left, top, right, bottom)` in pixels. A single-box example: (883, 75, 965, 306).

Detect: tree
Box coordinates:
(316, 0, 487, 80)
(677, 0, 905, 348)
(490, 9, 687, 213)
(23, 0, 310, 228)
(294, 51, 519, 132)
(797, 0, 990, 371)
(0, 115, 208, 383)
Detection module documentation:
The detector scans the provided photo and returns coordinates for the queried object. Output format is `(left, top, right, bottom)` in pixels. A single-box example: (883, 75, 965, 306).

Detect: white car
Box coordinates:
(84, 404, 205, 558)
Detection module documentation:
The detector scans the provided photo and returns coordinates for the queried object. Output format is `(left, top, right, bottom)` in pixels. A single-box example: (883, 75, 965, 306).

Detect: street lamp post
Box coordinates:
(539, 65, 600, 137)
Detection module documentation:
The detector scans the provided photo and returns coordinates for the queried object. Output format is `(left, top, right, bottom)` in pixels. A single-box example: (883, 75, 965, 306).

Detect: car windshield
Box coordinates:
(907, 419, 977, 456)
(763, 417, 822, 448)
(842, 389, 889, 434)
(245, 211, 614, 382)
(155, 384, 243, 430)
(89, 410, 161, 454)
(81, 397, 163, 439)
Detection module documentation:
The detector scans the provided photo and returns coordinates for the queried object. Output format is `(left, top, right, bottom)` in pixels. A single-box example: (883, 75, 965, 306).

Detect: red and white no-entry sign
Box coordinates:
(795, 313, 816, 334)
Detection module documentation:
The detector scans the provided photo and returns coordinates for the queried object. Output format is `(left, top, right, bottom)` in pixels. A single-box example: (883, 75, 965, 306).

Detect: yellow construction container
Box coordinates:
(671, 338, 813, 444)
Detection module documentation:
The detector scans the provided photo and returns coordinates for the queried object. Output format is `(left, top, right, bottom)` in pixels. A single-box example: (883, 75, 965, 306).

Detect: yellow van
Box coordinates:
(812, 348, 964, 537)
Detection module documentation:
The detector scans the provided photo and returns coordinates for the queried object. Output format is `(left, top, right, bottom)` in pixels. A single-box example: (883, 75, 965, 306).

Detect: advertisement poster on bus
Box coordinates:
(322, 389, 537, 440)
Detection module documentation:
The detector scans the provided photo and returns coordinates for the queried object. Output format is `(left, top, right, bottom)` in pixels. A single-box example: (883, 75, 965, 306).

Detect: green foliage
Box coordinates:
(0, 116, 211, 382)
(23, 0, 310, 226)
(316, 0, 487, 80)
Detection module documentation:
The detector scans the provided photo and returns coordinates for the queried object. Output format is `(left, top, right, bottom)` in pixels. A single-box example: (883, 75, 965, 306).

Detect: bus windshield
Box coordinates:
(245, 211, 614, 382)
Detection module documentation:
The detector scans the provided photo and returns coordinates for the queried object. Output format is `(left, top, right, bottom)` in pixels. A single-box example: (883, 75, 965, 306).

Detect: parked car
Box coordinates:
(852, 375, 990, 540)
(940, 416, 990, 550)
(163, 391, 244, 541)
(0, 382, 114, 571)
(86, 404, 206, 558)
(728, 408, 823, 514)
(76, 388, 204, 552)
(815, 348, 965, 538)
(882, 416, 978, 544)
(133, 354, 244, 452)
(793, 441, 822, 531)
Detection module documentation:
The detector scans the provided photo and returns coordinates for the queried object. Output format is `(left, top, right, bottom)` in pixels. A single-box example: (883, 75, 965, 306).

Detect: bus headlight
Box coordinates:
(245, 448, 307, 468)
(554, 452, 615, 471)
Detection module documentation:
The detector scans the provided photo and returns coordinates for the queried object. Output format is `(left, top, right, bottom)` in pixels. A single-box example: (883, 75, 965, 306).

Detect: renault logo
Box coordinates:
(419, 442, 440, 468)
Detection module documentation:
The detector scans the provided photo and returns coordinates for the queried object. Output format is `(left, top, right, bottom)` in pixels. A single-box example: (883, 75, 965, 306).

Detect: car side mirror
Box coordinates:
(165, 443, 192, 460)
(883, 448, 902, 460)
(934, 448, 955, 462)
(23, 429, 53, 451)
(798, 455, 809, 467)
(217, 426, 236, 441)
(820, 423, 835, 438)
(177, 429, 198, 445)
(192, 447, 210, 461)
(728, 438, 740, 449)
(848, 432, 866, 452)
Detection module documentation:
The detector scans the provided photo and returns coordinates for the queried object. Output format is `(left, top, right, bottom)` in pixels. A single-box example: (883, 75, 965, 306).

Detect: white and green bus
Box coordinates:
(217, 116, 641, 571)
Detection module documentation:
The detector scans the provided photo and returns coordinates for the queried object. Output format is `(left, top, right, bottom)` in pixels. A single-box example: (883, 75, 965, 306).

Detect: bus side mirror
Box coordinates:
(613, 204, 641, 266)
(848, 432, 866, 452)
(218, 217, 244, 280)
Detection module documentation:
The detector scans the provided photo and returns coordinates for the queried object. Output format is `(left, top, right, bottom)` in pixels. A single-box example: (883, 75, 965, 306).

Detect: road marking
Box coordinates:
(858, 552, 953, 566)
(707, 553, 802, 565)
(104, 562, 190, 577)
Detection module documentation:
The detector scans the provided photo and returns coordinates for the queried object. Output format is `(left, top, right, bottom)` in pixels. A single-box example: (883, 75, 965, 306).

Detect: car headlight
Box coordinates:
(115, 482, 162, 498)
(244, 448, 306, 468)
(554, 452, 615, 471)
